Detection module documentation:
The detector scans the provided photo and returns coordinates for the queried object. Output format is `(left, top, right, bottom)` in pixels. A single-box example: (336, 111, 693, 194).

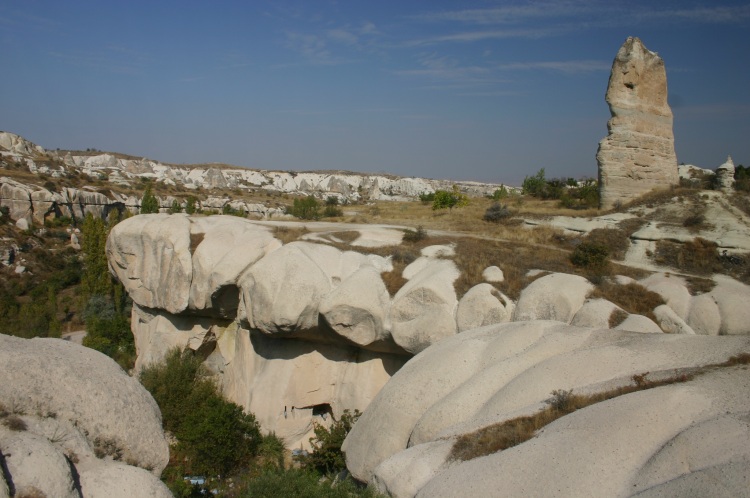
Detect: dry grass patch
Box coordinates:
(590, 281, 665, 322)
(684, 276, 716, 295)
(273, 226, 309, 244)
(655, 238, 721, 275)
(729, 192, 750, 217)
(327, 230, 360, 244)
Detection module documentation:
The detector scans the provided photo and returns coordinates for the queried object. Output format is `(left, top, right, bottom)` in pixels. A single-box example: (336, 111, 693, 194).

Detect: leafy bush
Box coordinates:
(297, 409, 361, 476)
(483, 203, 511, 223)
(570, 242, 610, 271)
(140, 349, 262, 476)
(234, 468, 380, 497)
(432, 185, 469, 211)
(419, 191, 435, 204)
(491, 185, 509, 200)
(289, 196, 320, 220)
(222, 204, 246, 217)
(323, 197, 343, 217)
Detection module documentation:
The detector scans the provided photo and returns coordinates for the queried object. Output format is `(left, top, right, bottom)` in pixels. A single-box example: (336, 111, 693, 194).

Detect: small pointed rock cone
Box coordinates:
(597, 37, 678, 209)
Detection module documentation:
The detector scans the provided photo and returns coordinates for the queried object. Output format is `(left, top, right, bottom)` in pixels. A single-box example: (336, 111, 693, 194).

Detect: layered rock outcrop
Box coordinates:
(343, 321, 750, 497)
(107, 215, 465, 448)
(597, 37, 678, 209)
(0, 334, 171, 497)
(1, 131, 503, 213)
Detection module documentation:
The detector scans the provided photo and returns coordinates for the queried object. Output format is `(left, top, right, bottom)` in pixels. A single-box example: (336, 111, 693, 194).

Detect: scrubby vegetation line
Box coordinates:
(449, 353, 750, 463)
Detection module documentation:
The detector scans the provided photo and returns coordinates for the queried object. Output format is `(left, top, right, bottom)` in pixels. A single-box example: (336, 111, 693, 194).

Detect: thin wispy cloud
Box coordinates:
(406, 2, 750, 47)
(413, 2, 593, 25)
(405, 27, 562, 46)
(496, 60, 610, 74)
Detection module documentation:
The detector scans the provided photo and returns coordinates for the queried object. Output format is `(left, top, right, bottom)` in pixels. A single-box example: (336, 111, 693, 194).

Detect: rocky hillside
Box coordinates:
(1, 130, 504, 226)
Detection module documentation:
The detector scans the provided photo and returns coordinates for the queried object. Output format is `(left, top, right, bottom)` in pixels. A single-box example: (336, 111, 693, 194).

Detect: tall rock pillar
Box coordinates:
(596, 37, 678, 209)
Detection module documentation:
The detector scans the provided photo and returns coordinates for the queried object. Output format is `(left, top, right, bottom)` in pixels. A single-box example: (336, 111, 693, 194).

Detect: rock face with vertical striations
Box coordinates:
(597, 37, 678, 209)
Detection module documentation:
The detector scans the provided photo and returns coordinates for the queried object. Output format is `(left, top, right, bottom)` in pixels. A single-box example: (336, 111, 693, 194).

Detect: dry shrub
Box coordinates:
(608, 308, 628, 328)
(585, 228, 630, 260)
(684, 276, 716, 295)
(15, 487, 46, 498)
(682, 212, 705, 231)
(381, 262, 409, 296)
(450, 237, 574, 300)
(591, 281, 665, 322)
(3, 414, 27, 431)
(617, 217, 647, 237)
(729, 192, 750, 217)
(619, 186, 695, 211)
(655, 238, 720, 275)
(718, 353, 750, 366)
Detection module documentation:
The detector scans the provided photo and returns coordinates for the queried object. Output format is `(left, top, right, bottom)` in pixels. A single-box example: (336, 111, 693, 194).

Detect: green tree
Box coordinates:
(298, 409, 361, 475)
(185, 196, 198, 215)
(323, 196, 342, 217)
(169, 200, 183, 214)
(140, 183, 160, 214)
(289, 196, 320, 220)
(81, 213, 134, 369)
(140, 349, 262, 476)
(522, 168, 547, 197)
(81, 214, 112, 298)
(432, 185, 469, 211)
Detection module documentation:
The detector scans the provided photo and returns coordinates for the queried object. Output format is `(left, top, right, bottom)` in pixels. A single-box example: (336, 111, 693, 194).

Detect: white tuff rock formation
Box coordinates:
(342, 321, 750, 497)
(0, 335, 171, 497)
(597, 37, 678, 209)
(716, 155, 736, 192)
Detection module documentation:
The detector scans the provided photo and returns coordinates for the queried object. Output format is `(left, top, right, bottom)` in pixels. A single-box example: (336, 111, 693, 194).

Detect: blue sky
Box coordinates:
(1, 1, 749, 185)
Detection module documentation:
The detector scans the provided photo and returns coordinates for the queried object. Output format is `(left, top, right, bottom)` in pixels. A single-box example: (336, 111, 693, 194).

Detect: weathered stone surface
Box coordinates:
(571, 298, 620, 328)
(640, 273, 691, 320)
(707, 275, 750, 335)
(343, 320, 750, 494)
(686, 293, 721, 336)
(654, 304, 695, 334)
(513, 273, 593, 322)
(319, 266, 393, 348)
(219, 324, 408, 450)
(131, 304, 220, 372)
(0, 335, 169, 474)
(78, 463, 172, 498)
(481, 265, 504, 283)
(107, 214, 192, 314)
(716, 156, 735, 192)
(188, 217, 281, 315)
(240, 241, 389, 337)
(372, 440, 454, 498)
(456, 283, 513, 332)
(416, 368, 750, 498)
(615, 313, 663, 333)
(597, 37, 678, 209)
(390, 258, 459, 354)
(0, 430, 79, 498)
